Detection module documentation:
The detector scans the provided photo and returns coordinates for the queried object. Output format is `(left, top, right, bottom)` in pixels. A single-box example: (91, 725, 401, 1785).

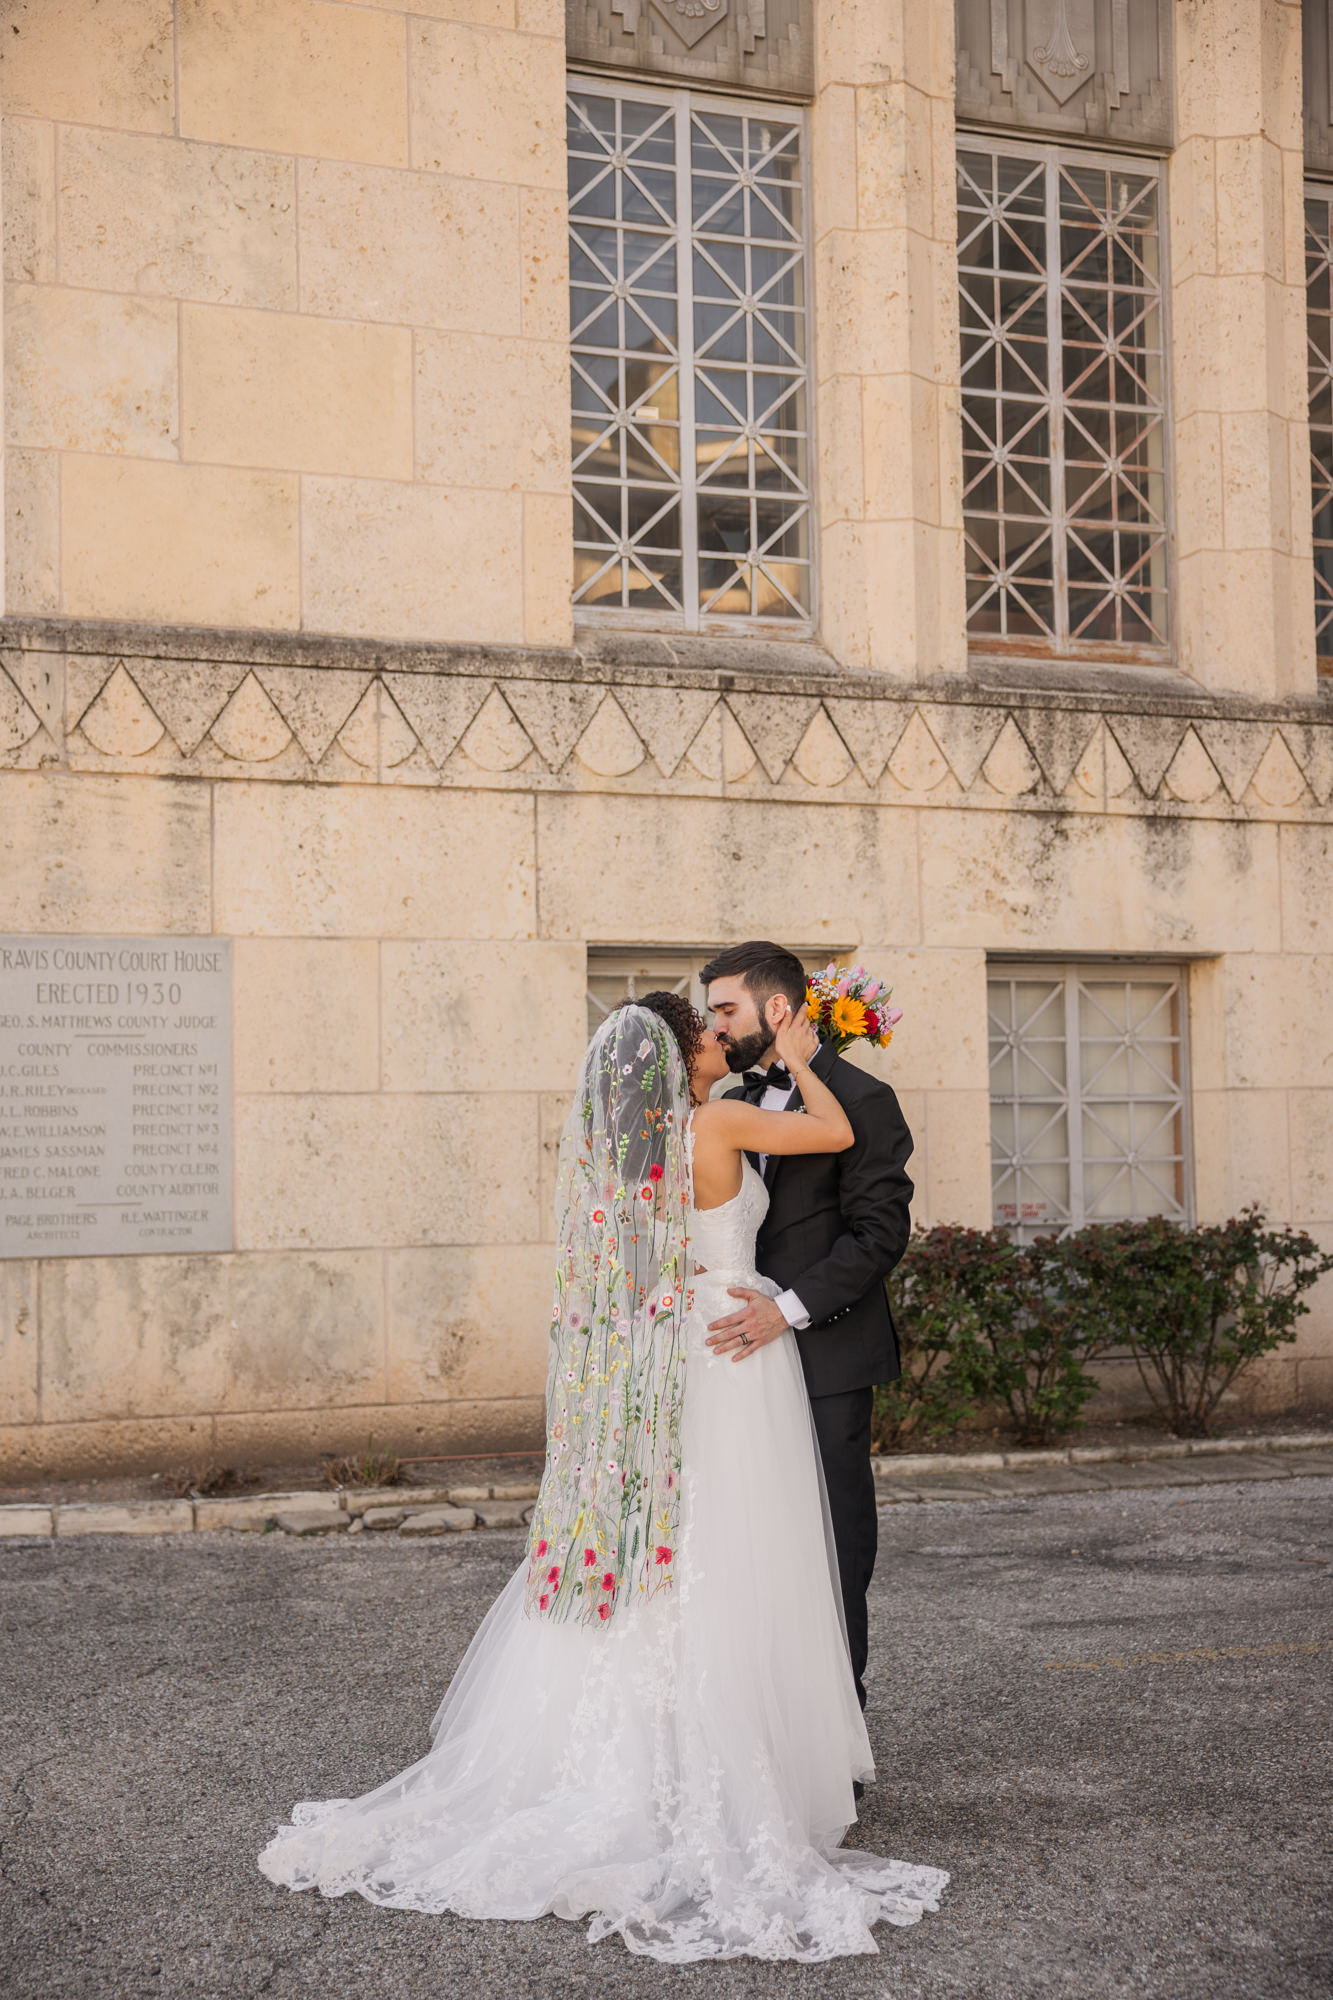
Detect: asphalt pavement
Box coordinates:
(2, 1476, 1330, 2000)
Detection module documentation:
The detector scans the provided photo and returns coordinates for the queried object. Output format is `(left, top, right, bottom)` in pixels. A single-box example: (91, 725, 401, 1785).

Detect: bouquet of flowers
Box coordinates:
(805, 962, 903, 1054)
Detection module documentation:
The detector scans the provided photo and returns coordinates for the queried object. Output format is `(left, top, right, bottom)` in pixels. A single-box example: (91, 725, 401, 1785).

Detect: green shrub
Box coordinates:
(875, 1208, 1333, 1453)
(1069, 1208, 1333, 1437)
(981, 1233, 1111, 1447)
(873, 1225, 997, 1449)
(878, 1224, 1108, 1451)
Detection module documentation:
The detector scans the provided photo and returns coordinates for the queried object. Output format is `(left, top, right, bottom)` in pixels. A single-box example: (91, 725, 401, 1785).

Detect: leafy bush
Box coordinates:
(877, 1225, 1108, 1451)
(873, 1225, 996, 1448)
(875, 1209, 1333, 1451)
(1070, 1208, 1333, 1437)
(981, 1233, 1111, 1446)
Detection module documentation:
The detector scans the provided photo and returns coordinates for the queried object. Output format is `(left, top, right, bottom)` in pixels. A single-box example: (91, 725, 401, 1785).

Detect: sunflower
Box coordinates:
(830, 995, 866, 1037)
(806, 992, 822, 1022)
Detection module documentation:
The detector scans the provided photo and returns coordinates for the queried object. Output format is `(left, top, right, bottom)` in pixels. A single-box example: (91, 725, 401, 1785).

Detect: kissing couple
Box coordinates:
(260, 941, 949, 1961)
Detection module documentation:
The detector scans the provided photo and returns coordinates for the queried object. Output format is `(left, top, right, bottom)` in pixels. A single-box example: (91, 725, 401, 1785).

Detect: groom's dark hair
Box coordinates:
(699, 941, 808, 1016)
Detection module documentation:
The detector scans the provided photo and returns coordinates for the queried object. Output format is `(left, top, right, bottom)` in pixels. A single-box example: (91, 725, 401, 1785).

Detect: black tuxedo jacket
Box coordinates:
(728, 1039, 914, 1399)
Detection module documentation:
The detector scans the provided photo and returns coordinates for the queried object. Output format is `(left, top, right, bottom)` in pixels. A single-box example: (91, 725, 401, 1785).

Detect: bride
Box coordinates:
(258, 995, 948, 1961)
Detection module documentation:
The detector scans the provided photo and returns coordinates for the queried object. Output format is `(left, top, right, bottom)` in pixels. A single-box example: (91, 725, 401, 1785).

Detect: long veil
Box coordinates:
(523, 1005, 692, 1626)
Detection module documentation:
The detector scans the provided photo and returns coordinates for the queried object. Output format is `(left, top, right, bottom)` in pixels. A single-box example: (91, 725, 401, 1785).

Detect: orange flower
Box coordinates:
(831, 995, 866, 1037)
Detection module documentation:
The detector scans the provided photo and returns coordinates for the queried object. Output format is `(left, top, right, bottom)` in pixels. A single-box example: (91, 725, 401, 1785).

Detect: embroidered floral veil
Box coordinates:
(524, 1005, 691, 1626)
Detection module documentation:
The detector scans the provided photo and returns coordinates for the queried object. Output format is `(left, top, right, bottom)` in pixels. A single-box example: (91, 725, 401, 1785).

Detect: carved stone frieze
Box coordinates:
(567, 0, 811, 101)
(2, 622, 1330, 824)
(956, 0, 1172, 149)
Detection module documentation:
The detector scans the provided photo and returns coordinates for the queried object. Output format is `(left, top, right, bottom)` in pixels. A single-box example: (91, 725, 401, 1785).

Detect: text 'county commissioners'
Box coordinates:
(0, 937, 232, 1258)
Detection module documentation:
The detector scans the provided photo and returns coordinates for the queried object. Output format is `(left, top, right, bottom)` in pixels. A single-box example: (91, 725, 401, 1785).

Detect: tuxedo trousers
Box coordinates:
(807, 1385, 877, 1713)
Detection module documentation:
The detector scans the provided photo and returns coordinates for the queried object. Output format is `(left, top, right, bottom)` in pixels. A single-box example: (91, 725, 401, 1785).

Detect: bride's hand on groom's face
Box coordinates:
(771, 1002, 818, 1074)
(706, 1288, 788, 1361)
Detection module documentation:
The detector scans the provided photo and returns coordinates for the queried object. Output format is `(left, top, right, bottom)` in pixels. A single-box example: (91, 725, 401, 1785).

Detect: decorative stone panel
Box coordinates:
(956, 0, 1172, 150)
(3, 621, 1330, 827)
(1305, 0, 1333, 178)
(566, 0, 812, 102)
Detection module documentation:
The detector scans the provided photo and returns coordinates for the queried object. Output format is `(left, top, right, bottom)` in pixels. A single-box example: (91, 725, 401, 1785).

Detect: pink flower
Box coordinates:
(539, 1593, 550, 1610)
(536, 1539, 549, 1557)
(649, 1162, 664, 1182)
(546, 1564, 560, 1584)
(602, 1572, 616, 1590)
(583, 1548, 597, 1568)
(654, 1545, 673, 1566)
(884, 1006, 903, 1026)
(597, 1603, 611, 1621)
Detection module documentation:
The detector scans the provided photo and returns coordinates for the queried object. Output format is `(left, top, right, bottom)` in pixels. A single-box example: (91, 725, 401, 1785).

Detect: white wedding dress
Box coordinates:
(258, 1160, 949, 1960)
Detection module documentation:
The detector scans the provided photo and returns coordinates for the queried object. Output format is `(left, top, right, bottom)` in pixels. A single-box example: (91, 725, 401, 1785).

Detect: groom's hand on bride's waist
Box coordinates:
(706, 1289, 788, 1362)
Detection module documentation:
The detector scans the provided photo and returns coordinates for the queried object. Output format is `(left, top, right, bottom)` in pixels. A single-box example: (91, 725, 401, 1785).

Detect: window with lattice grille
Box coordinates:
(587, 951, 704, 1039)
(1306, 183, 1333, 667)
(587, 945, 840, 1040)
(958, 140, 1171, 660)
(988, 965, 1192, 1240)
(567, 80, 812, 632)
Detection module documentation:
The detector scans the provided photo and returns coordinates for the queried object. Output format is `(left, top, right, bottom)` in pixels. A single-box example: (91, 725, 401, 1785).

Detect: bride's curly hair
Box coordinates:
(630, 990, 707, 1080)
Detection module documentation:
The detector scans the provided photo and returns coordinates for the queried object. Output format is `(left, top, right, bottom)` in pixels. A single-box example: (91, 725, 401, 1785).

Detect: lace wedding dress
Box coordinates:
(258, 1159, 949, 1960)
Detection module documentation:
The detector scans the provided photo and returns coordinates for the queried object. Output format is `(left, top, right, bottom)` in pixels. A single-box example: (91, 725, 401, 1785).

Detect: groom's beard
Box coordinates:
(722, 1025, 775, 1073)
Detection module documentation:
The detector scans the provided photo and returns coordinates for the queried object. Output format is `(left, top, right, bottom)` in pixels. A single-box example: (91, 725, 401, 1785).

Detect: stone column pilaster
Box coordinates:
(1171, 0, 1315, 697)
(812, 0, 966, 677)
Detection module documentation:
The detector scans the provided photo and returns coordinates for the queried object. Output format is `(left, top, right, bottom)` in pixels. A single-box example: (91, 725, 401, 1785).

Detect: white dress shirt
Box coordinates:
(757, 1067, 811, 1332)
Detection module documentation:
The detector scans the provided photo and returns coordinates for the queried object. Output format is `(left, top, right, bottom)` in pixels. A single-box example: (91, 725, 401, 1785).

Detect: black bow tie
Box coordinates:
(742, 1065, 795, 1101)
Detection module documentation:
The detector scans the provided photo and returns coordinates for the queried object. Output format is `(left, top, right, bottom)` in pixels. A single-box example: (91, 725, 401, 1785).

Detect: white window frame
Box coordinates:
(987, 960, 1194, 1239)
(957, 134, 1175, 665)
(567, 74, 816, 639)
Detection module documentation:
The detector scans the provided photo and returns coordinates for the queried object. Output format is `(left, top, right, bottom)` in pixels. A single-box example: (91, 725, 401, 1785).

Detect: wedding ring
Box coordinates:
(739, 1332, 751, 1347)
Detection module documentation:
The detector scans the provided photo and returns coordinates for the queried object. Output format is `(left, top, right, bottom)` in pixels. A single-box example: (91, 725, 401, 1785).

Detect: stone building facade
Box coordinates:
(0, 0, 1329, 1476)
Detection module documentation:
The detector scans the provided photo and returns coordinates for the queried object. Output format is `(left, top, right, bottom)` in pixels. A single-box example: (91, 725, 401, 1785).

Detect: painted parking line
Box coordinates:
(1043, 1639, 1333, 1672)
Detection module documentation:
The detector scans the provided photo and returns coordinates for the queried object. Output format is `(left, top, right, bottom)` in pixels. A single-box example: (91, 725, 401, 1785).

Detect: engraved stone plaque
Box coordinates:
(0, 937, 232, 1259)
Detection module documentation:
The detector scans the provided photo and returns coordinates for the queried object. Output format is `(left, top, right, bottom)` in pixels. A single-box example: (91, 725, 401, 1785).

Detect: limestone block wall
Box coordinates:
(1, 0, 573, 647)
(0, 0, 1329, 1475)
(1, 0, 1322, 701)
(0, 620, 1330, 1472)
(812, 0, 966, 677)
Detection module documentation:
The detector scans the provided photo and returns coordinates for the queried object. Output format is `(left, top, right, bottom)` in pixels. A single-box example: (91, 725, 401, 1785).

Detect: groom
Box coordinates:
(700, 941, 913, 1715)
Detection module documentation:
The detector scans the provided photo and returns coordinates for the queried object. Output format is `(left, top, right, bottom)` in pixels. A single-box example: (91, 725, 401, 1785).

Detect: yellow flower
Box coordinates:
(806, 993, 821, 1022)
(831, 996, 866, 1036)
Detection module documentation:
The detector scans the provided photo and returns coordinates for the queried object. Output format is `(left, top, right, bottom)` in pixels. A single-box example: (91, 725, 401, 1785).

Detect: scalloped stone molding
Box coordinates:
(2, 627, 1330, 821)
